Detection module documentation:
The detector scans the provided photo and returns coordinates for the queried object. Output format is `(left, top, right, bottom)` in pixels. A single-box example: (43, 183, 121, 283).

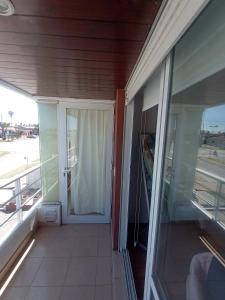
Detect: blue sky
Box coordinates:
(0, 85, 38, 124)
(203, 104, 225, 132)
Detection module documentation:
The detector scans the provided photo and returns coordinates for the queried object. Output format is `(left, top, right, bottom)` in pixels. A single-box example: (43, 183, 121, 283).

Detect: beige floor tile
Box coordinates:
(113, 278, 128, 300)
(98, 237, 112, 257)
(72, 236, 98, 257)
(29, 238, 74, 257)
(100, 224, 111, 238)
(70, 224, 104, 237)
(96, 257, 112, 285)
(95, 285, 112, 300)
(60, 286, 95, 300)
(112, 251, 124, 279)
(10, 258, 42, 287)
(65, 257, 97, 286)
(25, 286, 62, 300)
(28, 239, 52, 258)
(3, 224, 124, 300)
(32, 258, 69, 286)
(1, 287, 29, 300)
(36, 226, 76, 240)
(47, 239, 74, 258)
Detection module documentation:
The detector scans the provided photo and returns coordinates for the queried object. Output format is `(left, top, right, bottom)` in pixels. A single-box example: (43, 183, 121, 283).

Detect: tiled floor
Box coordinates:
(2, 224, 128, 300)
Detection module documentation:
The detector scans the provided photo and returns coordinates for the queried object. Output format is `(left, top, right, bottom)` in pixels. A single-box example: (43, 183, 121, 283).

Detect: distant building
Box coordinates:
(16, 125, 39, 137)
(205, 133, 225, 148)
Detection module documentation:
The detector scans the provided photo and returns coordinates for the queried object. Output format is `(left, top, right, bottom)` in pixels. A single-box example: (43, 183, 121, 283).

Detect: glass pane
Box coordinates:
(66, 109, 78, 215)
(127, 93, 158, 300)
(153, 1, 225, 299)
(38, 103, 59, 203)
(66, 108, 107, 216)
(151, 292, 155, 300)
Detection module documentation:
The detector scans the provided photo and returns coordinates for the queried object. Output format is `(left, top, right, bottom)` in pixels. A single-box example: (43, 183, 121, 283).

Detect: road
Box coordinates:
(197, 158, 225, 179)
(0, 137, 40, 182)
(197, 145, 225, 180)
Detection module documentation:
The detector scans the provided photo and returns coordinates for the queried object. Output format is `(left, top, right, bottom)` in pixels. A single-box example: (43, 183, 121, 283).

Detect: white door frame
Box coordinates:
(119, 60, 166, 251)
(120, 0, 210, 298)
(58, 100, 114, 224)
(119, 56, 171, 298)
(143, 54, 172, 300)
(119, 100, 134, 250)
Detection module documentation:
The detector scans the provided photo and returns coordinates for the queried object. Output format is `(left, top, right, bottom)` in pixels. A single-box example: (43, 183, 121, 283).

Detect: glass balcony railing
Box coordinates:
(0, 166, 42, 242)
(193, 167, 225, 229)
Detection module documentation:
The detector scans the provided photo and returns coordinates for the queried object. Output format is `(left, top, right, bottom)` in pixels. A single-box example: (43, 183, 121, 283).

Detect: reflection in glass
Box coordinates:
(194, 104, 225, 225)
(153, 0, 225, 299)
(150, 291, 156, 300)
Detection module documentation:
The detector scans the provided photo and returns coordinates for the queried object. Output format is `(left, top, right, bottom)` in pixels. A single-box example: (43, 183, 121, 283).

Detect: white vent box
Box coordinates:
(38, 202, 61, 226)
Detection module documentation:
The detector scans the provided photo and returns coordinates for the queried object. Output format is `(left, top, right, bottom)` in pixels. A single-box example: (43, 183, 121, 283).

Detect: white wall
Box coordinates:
(143, 68, 161, 112)
(0, 210, 38, 272)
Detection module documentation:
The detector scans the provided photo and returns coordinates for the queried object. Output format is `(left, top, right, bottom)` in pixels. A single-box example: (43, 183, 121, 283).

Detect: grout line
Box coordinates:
(26, 256, 45, 290)
(93, 255, 98, 300)
(57, 256, 71, 300)
(4, 225, 114, 299)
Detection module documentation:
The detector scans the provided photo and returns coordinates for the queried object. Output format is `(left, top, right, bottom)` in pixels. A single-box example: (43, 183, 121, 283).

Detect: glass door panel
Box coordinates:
(153, 0, 225, 299)
(59, 102, 113, 224)
(66, 108, 108, 217)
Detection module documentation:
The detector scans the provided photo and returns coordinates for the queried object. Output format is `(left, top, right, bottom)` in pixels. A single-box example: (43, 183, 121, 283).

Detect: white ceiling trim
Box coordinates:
(125, 0, 210, 103)
(0, 79, 33, 99)
(34, 96, 115, 105)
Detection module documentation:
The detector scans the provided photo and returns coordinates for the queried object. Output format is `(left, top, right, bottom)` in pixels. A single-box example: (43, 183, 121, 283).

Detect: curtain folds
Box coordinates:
(67, 108, 107, 215)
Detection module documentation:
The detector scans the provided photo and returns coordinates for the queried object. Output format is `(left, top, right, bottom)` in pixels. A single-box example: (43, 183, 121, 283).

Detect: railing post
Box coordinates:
(15, 178, 22, 222)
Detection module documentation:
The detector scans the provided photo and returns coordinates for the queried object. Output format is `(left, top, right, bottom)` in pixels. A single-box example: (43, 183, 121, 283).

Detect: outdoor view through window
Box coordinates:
(0, 86, 40, 241)
(153, 1, 225, 299)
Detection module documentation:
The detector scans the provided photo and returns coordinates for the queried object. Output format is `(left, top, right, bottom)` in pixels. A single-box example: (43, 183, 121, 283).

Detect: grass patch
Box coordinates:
(0, 151, 10, 158)
(0, 160, 40, 179)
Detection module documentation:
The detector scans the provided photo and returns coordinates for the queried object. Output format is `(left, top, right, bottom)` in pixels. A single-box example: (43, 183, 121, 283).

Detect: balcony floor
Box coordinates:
(2, 224, 128, 300)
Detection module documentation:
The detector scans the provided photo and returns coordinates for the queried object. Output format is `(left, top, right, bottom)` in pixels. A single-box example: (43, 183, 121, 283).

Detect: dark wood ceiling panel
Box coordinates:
(14, 0, 160, 24)
(0, 32, 143, 54)
(0, 63, 129, 78)
(0, 44, 137, 63)
(0, 71, 124, 82)
(0, 16, 149, 41)
(0, 0, 162, 99)
(0, 54, 133, 72)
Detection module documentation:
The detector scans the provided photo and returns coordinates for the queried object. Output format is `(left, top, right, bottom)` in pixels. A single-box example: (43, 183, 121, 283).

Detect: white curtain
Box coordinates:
(67, 108, 107, 215)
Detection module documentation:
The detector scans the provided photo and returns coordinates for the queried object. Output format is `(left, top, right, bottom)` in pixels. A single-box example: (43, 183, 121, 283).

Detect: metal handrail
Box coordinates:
(167, 155, 225, 227)
(195, 167, 225, 185)
(0, 165, 40, 190)
(40, 154, 57, 167)
(0, 188, 42, 228)
(0, 166, 42, 229)
(167, 155, 225, 185)
(0, 154, 57, 190)
(200, 236, 225, 269)
(0, 177, 41, 207)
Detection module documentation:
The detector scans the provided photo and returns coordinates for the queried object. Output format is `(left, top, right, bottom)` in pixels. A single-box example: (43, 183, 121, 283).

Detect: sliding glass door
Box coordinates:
(59, 102, 113, 223)
(152, 0, 225, 299)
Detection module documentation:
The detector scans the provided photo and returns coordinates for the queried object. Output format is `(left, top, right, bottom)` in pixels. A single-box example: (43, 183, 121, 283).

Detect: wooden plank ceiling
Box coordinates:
(0, 0, 162, 100)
